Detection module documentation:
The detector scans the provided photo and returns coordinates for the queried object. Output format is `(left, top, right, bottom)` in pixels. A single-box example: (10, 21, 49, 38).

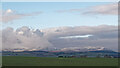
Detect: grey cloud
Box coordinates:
(2, 25, 118, 51)
(42, 25, 118, 51)
(43, 25, 117, 39)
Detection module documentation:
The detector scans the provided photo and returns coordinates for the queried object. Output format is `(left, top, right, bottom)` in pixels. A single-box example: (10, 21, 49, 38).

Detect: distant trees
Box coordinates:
(58, 54, 115, 58)
(58, 55, 76, 58)
(58, 56, 64, 58)
(80, 55, 87, 58)
(104, 55, 113, 58)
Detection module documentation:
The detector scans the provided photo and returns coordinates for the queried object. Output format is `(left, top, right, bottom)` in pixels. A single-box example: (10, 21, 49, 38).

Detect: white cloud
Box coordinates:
(56, 9, 81, 13)
(2, 26, 52, 50)
(0, 9, 42, 23)
(83, 3, 118, 15)
(59, 35, 93, 39)
(56, 3, 118, 15)
(6, 9, 13, 13)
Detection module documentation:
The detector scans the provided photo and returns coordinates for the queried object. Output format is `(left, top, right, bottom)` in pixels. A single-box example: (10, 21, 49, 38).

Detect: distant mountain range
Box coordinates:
(2, 46, 111, 52)
(2, 47, 119, 58)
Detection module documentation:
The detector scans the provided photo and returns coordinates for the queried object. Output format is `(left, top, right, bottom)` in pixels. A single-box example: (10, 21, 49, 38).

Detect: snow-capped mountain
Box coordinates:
(55, 46, 110, 52)
(2, 46, 111, 52)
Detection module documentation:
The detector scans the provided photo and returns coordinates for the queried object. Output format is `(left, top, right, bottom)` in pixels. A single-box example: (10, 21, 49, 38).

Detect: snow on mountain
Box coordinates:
(2, 46, 110, 52)
(58, 46, 109, 52)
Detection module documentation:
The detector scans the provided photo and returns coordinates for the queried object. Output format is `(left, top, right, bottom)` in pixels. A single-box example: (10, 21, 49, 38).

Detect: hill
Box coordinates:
(2, 49, 119, 58)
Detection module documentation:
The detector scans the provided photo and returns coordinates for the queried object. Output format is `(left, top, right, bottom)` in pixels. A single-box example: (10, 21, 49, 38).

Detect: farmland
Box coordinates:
(2, 56, 118, 66)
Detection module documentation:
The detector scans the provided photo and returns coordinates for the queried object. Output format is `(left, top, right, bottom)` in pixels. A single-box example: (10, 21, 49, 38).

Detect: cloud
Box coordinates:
(2, 25, 118, 51)
(56, 3, 118, 15)
(83, 3, 118, 15)
(59, 35, 93, 39)
(0, 9, 42, 23)
(2, 26, 52, 51)
(56, 9, 81, 13)
(42, 25, 118, 51)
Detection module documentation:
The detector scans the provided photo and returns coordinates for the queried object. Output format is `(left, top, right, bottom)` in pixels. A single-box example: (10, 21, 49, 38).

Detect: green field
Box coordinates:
(2, 56, 118, 66)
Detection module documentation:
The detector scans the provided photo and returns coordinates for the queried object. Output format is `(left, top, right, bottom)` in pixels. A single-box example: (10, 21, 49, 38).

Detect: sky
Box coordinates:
(2, 2, 118, 29)
(1, 2, 118, 51)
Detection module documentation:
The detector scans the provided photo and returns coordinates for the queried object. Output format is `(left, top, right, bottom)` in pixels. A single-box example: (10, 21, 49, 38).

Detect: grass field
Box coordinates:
(2, 56, 118, 66)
